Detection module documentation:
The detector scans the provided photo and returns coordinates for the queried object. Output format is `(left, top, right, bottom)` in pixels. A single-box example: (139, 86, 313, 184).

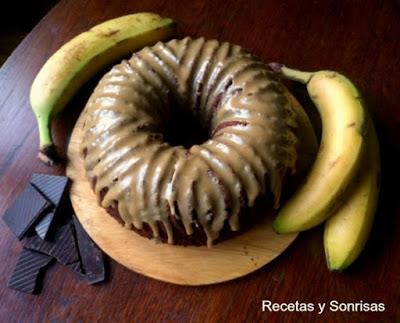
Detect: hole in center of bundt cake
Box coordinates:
(163, 105, 209, 149)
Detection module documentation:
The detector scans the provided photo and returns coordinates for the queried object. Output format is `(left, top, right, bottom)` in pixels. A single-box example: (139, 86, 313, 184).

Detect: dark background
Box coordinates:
(0, 0, 399, 322)
(0, 1, 59, 66)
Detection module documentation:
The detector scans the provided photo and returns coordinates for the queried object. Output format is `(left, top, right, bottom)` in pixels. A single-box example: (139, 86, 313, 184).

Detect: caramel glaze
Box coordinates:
(81, 38, 298, 247)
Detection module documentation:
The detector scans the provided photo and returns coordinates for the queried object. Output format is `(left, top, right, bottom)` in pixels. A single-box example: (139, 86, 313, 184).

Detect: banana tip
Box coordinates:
(268, 62, 284, 73)
(327, 266, 344, 273)
(271, 220, 284, 234)
(38, 145, 65, 166)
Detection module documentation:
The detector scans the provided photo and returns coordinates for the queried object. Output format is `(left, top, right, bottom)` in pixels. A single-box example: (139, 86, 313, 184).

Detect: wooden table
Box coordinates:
(1, 0, 399, 321)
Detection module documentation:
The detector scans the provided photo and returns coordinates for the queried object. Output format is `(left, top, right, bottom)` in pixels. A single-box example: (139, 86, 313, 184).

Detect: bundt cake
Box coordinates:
(80, 37, 299, 247)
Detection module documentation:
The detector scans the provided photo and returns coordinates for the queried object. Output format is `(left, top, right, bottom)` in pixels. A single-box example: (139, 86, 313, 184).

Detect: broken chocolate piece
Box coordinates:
(30, 173, 69, 206)
(73, 216, 105, 284)
(30, 174, 70, 238)
(34, 211, 55, 240)
(8, 249, 53, 294)
(3, 184, 52, 240)
(24, 224, 79, 265)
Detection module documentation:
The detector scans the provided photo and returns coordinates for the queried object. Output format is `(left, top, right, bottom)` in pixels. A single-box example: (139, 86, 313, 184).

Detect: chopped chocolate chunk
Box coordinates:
(34, 211, 55, 240)
(24, 224, 79, 265)
(8, 249, 53, 294)
(3, 184, 52, 240)
(73, 216, 105, 284)
(30, 173, 69, 207)
(29, 174, 70, 240)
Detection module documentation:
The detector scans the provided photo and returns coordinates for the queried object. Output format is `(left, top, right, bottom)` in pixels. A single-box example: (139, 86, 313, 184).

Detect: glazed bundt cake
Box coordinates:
(81, 37, 299, 246)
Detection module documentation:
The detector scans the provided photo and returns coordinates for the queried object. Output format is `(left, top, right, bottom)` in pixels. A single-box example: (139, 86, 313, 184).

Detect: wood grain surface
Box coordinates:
(0, 0, 400, 322)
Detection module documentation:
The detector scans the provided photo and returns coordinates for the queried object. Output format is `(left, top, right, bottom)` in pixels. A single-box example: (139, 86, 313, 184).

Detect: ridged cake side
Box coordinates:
(81, 37, 298, 246)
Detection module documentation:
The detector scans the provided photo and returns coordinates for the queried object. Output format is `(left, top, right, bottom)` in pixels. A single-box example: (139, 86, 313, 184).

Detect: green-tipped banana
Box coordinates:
(270, 64, 367, 233)
(324, 119, 380, 271)
(30, 12, 175, 165)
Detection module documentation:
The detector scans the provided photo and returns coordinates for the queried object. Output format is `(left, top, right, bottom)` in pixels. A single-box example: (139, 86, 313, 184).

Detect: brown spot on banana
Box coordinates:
(325, 72, 337, 78)
(101, 29, 120, 37)
(327, 156, 341, 171)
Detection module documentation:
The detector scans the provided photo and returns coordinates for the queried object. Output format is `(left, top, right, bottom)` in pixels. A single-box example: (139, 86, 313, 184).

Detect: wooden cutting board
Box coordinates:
(66, 94, 316, 285)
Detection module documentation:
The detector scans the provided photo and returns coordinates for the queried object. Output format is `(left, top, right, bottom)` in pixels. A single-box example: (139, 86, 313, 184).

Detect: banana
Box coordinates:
(269, 64, 367, 233)
(324, 119, 380, 271)
(30, 12, 175, 165)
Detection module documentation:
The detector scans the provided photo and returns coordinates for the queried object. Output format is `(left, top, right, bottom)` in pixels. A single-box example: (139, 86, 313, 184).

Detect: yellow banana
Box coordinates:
(30, 12, 175, 165)
(270, 64, 367, 233)
(324, 119, 380, 271)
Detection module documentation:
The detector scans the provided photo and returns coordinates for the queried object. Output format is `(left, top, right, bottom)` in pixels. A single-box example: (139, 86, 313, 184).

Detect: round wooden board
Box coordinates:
(66, 95, 315, 285)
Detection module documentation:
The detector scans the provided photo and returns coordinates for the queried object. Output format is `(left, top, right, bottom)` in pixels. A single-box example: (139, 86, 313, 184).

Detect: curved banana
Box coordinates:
(30, 13, 175, 165)
(270, 64, 367, 233)
(324, 119, 380, 271)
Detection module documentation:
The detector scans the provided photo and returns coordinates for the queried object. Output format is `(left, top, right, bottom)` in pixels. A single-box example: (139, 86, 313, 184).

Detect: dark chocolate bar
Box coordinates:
(24, 224, 79, 265)
(3, 184, 52, 240)
(30, 173, 69, 206)
(73, 216, 105, 284)
(34, 211, 55, 240)
(30, 173, 70, 240)
(8, 249, 53, 294)
(31, 173, 69, 208)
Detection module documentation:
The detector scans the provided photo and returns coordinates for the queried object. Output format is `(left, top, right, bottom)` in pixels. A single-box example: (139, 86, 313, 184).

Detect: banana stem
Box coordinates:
(269, 63, 314, 84)
(36, 112, 64, 165)
(37, 113, 52, 148)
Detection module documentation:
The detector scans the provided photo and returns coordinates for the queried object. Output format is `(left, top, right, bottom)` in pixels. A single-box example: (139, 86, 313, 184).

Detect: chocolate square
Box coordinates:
(8, 249, 53, 294)
(3, 184, 52, 240)
(30, 173, 70, 240)
(73, 216, 105, 284)
(34, 211, 55, 240)
(24, 223, 79, 265)
(30, 173, 69, 207)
